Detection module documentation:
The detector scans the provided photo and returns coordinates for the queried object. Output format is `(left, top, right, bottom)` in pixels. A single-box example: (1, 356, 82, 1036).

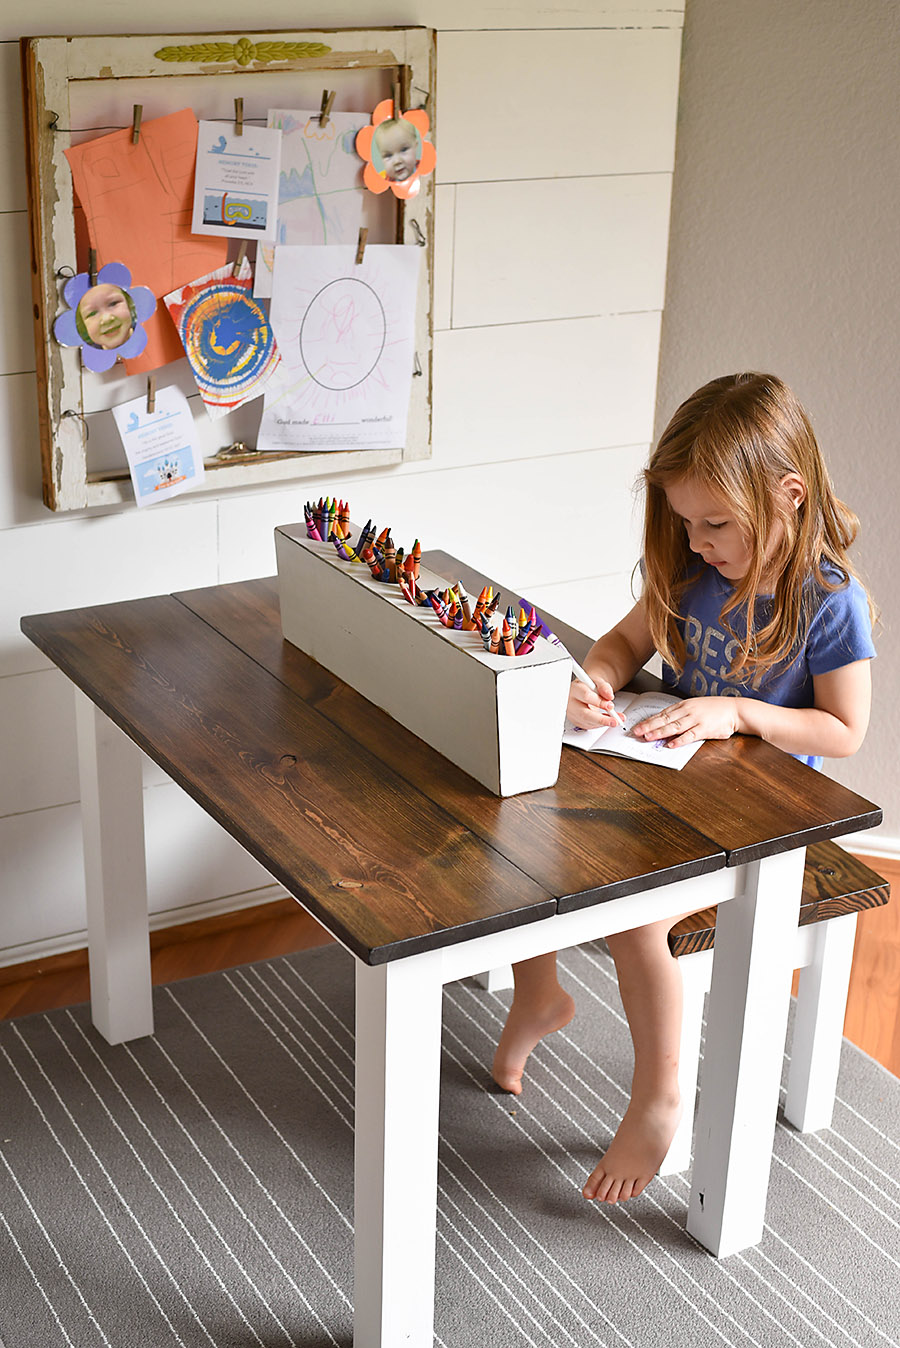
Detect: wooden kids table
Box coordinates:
(21, 558, 881, 1348)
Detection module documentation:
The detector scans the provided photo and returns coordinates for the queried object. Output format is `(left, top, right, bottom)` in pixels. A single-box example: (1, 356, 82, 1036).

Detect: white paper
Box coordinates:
(563, 691, 705, 770)
(254, 109, 368, 298)
(112, 386, 205, 507)
(257, 244, 422, 452)
(192, 121, 282, 241)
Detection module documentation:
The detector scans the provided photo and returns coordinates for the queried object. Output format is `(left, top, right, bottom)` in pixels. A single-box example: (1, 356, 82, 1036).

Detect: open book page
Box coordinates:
(562, 691, 705, 770)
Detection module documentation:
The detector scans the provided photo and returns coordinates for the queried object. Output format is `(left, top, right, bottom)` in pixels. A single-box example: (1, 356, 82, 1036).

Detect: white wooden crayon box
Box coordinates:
(275, 523, 572, 796)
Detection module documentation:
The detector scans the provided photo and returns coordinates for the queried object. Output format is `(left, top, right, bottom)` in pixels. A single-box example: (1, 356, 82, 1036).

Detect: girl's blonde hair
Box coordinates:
(642, 372, 869, 680)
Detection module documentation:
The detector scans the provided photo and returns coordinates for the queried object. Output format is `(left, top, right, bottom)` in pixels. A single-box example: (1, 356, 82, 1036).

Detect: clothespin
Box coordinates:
(232, 240, 247, 277)
(146, 374, 156, 414)
(234, 98, 243, 136)
(88, 248, 97, 286)
(319, 89, 335, 127)
(413, 351, 423, 377)
(131, 105, 143, 145)
(355, 227, 368, 265)
(392, 80, 402, 118)
(408, 218, 426, 247)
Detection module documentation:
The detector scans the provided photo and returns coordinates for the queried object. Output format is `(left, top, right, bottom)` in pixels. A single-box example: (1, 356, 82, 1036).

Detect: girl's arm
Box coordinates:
(568, 602, 657, 729)
(634, 659, 872, 759)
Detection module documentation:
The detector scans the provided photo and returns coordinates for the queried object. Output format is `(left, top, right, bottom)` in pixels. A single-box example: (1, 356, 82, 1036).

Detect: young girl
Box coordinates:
(492, 372, 876, 1205)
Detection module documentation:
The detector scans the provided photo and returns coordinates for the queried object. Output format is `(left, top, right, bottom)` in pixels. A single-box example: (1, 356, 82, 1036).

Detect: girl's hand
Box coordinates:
(567, 676, 621, 730)
(632, 696, 741, 748)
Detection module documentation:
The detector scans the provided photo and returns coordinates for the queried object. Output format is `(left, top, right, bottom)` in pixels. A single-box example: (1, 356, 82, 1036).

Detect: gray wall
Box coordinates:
(657, 0, 899, 842)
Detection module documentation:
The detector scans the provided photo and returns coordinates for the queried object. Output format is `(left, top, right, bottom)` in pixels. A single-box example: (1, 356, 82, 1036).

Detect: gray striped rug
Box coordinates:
(1, 941, 898, 1348)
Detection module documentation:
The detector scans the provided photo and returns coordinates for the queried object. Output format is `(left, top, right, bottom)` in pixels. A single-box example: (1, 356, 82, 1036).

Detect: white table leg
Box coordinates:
(354, 949, 444, 1348)
(687, 847, 805, 1256)
(784, 911, 857, 1132)
(74, 689, 154, 1045)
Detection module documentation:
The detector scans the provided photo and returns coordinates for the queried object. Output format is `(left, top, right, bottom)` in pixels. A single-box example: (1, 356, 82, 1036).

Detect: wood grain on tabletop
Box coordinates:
(175, 577, 726, 910)
(20, 599, 555, 963)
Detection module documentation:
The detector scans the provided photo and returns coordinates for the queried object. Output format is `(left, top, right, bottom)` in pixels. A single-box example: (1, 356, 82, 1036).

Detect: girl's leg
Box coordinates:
(583, 917, 685, 1203)
(492, 952, 575, 1095)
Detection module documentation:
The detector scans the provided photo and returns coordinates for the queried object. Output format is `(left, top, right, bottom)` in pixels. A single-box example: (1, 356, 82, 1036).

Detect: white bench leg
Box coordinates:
(475, 965, 514, 992)
(660, 948, 713, 1175)
(784, 912, 857, 1132)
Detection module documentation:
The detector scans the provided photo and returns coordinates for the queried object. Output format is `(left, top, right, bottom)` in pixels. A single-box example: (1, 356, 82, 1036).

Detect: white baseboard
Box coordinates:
(0, 883, 290, 971)
(837, 831, 900, 863)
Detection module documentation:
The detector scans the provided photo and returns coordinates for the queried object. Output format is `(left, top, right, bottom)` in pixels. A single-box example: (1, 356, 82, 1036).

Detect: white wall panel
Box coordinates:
(438, 29, 681, 184)
(144, 780, 278, 918)
(451, 175, 672, 328)
(216, 485, 315, 583)
(341, 442, 646, 592)
(0, 213, 32, 377)
(521, 571, 640, 649)
(5, 500, 219, 676)
(0, 803, 86, 955)
(0, 42, 27, 212)
(0, 374, 47, 528)
(431, 311, 661, 467)
(0, 668, 79, 816)
(432, 183, 455, 331)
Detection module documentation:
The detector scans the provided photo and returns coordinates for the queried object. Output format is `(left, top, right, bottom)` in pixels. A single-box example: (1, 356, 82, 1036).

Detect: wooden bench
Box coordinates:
(480, 840, 889, 1174)
(661, 840, 891, 1173)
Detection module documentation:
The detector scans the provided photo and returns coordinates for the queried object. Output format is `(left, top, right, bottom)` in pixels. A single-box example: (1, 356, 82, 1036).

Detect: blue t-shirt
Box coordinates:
(661, 563, 875, 770)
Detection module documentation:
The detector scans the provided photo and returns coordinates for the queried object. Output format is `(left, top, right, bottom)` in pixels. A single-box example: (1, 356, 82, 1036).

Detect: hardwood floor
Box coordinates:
(2, 857, 897, 1078)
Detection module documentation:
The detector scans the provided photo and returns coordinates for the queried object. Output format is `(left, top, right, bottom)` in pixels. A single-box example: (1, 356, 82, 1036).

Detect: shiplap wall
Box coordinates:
(0, 1, 683, 964)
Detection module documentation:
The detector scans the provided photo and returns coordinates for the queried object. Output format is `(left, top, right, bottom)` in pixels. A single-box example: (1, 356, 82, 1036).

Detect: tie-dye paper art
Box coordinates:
(164, 260, 280, 419)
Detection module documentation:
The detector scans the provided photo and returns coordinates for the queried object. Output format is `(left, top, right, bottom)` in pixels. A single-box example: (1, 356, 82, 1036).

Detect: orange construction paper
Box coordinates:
(65, 109, 228, 373)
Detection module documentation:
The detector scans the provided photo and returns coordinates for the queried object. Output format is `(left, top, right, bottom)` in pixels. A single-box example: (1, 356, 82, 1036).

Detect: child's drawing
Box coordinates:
(253, 109, 369, 298)
(164, 258, 280, 418)
(257, 244, 421, 452)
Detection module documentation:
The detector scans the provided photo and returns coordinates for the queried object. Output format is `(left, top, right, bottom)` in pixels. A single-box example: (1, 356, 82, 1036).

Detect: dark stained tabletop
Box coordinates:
(21, 559, 881, 963)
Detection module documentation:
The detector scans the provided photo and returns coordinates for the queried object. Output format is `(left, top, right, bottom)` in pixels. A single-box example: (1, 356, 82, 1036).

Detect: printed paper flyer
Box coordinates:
(111, 386, 205, 507)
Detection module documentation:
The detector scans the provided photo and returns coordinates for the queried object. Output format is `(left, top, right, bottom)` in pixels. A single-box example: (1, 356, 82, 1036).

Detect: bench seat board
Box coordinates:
(669, 841, 890, 957)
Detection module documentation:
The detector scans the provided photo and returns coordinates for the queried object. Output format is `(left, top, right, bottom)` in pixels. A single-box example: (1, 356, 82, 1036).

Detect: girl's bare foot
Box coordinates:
(582, 1091, 682, 1203)
(492, 988, 575, 1095)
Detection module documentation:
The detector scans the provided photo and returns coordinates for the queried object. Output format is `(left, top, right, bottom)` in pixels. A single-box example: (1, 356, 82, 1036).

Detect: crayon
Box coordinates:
(501, 618, 515, 657)
(304, 506, 323, 542)
(410, 539, 421, 580)
(338, 499, 350, 534)
(351, 520, 372, 562)
(505, 604, 518, 638)
(428, 591, 451, 625)
(489, 624, 501, 655)
(383, 535, 397, 581)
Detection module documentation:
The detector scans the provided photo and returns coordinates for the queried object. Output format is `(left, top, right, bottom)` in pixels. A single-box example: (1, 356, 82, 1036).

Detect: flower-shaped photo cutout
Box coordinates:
(355, 99, 436, 200)
(54, 261, 156, 373)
